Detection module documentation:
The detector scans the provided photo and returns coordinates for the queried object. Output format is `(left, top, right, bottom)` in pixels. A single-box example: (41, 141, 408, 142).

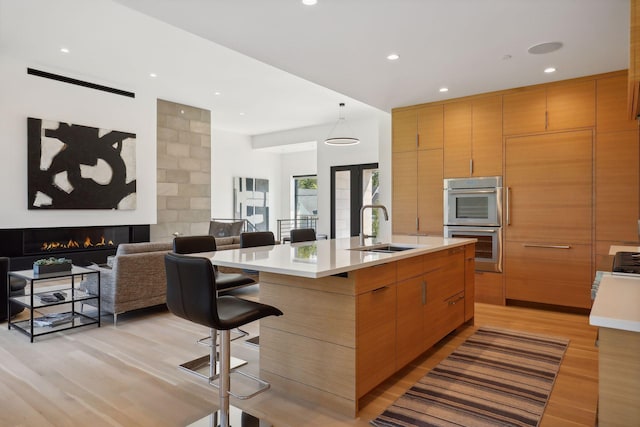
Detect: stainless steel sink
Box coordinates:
(350, 243, 420, 253)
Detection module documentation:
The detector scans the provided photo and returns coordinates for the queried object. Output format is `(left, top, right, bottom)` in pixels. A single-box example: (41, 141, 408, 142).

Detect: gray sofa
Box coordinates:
(80, 237, 243, 324)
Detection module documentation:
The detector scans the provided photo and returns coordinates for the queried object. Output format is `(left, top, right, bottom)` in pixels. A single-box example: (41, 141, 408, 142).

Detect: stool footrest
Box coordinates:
(210, 369, 271, 400)
(197, 328, 249, 347)
(179, 354, 247, 381)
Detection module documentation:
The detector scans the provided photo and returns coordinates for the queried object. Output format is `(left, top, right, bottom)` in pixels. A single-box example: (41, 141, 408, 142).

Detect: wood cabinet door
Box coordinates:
(597, 74, 637, 132)
(417, 149, 443, 235)
(505, 130, 593, 243)
(417, 104, 444, 150)
(547, 80, 595, 131)
(475, 271, 504, 305)
(596, 130, 640, 242)
(503, 88, 546, 135)
(392, 109, 417, 153)
(357, 284, 396, 397)
(424, 250, 465, 348)
(471, 95, 503, 177)
(443, 101, 472, 178)
(504, 242, 592, 308)
(392, 151, 417, 234)
(396, 276, 425, 369)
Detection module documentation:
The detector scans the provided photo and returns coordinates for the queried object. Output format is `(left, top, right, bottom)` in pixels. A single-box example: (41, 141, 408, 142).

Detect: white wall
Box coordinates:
(253, 111, 392, 239)
(0, 55, 157, 228)
(211, 129, 283, 233)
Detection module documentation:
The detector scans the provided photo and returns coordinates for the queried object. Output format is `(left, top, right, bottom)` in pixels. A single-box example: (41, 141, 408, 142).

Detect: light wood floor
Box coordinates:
(0, 286, 598, 426)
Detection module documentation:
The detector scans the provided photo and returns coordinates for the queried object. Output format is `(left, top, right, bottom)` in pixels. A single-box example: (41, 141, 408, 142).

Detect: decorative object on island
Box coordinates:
(33, 257, 72, 274)
(324, 102, 360, 146)
(27, 117, 137, 210)
(233, 177, 269, 231)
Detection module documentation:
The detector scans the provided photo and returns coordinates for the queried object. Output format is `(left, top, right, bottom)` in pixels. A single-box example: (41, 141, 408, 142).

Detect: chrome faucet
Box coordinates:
(359, 204, 389, 246)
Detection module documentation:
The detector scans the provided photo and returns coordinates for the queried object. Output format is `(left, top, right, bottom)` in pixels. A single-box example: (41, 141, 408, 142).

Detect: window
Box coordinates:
(293, 175, 318, 226)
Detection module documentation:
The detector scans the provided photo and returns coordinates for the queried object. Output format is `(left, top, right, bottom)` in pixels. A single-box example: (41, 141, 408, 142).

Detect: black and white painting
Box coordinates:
(233, 177, 269, 231)
(27, 118, 136, 209)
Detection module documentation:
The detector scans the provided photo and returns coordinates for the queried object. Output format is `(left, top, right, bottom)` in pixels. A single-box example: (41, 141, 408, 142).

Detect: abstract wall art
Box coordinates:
(27, 118, 136, 210)
(233, 177, 269, 231)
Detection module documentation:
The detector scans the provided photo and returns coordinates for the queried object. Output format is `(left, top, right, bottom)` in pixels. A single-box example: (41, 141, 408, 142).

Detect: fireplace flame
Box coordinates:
(40, 236, 115, 251)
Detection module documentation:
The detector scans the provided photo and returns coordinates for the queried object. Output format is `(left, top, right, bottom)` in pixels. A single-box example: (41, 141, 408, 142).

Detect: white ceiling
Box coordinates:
(1, 0, 630, 139)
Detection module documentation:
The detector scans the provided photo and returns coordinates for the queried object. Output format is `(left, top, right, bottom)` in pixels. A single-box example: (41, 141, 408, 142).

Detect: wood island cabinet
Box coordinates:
(356, 244, 472, 398)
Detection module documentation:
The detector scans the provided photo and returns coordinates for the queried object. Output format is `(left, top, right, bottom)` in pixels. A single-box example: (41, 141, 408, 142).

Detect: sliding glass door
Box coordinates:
(330, 163, 379, 238)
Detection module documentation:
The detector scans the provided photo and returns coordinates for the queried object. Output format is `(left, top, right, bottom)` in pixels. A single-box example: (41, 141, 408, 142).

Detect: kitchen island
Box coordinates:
(590, 248, 640, 426)
(201, 235, 476, 417)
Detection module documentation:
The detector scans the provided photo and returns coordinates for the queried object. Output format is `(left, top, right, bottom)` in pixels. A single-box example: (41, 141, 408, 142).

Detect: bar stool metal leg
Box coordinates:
(220, 329, 231, 427)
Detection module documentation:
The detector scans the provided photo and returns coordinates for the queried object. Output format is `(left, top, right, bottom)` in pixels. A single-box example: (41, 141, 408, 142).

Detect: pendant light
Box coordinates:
(324, 103, 360, 146)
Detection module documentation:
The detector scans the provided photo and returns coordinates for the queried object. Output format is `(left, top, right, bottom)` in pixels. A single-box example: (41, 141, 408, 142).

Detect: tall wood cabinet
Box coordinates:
(504, 130, 593, 308)
(392, 70, 639, 309)
(392, 105, 444, 235)
(596, 73, 640, 261)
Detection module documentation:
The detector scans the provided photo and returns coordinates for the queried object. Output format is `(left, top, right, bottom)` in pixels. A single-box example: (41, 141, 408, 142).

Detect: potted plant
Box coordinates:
(33, 257, 72, 274)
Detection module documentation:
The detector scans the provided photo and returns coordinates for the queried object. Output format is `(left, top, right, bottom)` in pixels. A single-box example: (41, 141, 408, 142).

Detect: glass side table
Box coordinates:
(7, 265, 100, 342)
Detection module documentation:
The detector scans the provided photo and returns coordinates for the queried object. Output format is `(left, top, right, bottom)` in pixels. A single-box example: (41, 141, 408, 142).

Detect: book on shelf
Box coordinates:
(33, 312, 76, 327)
(39, 291, 67, 304)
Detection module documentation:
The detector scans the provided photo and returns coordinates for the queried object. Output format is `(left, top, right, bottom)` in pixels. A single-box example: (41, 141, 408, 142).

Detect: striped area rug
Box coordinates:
(371, 326, 569, 427)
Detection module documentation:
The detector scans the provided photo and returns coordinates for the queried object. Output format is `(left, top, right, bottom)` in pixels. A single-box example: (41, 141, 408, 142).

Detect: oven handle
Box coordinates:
(450, 228, 499, 234)
(523, 244, 572, 249)
(446, 188, 497, 194)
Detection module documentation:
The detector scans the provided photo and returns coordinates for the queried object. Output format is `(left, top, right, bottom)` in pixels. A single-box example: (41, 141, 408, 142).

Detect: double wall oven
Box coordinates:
(444, 176, 503, 272)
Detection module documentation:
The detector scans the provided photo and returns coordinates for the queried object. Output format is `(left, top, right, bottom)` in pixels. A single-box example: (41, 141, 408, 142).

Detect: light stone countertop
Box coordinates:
(590, 245, 640, 333)
(192, 235, 476, 279)
(589, 274, 640, 333)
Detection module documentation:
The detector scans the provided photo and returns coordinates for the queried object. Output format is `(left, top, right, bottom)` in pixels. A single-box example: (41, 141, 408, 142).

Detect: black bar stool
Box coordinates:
(173, 235, 256, 381)
(165, 253, 282, 427)
(289, 228, 316, 243)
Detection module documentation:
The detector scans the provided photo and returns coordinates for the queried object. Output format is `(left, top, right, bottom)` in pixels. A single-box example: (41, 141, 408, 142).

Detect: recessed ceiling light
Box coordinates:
(439, 87, 449, 93)
(544, 67, 556, 74)
(239, 112, 245, 116)
(149, 73, 157, 78)
(60, 47, 70, 54)
(302, 0, 317, 5)
(387, 53, 400, 61)
(214, 91, 221, 96)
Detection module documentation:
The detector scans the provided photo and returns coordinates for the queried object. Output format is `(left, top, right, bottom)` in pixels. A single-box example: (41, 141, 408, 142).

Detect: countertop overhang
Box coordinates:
(590, 274, 640, 333)
(192, 235, 476, 279)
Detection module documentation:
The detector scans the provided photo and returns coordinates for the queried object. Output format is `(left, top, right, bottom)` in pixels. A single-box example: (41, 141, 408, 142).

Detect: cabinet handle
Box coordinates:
(421, 280, 426, 305)
(448, 294, 465, 305)
(371, 285, 389, 294)
(506, 186, 511, 226)
(416, 217, 420, 231)
(469, 158, 473, 175)
(416, 133, 419, 148)
(523, 244, 571, 249)
(545, 110, 548, 130)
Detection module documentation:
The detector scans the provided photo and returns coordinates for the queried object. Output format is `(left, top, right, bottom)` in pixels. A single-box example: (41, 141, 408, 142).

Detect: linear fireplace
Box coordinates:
(0, 225, 149, 270)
